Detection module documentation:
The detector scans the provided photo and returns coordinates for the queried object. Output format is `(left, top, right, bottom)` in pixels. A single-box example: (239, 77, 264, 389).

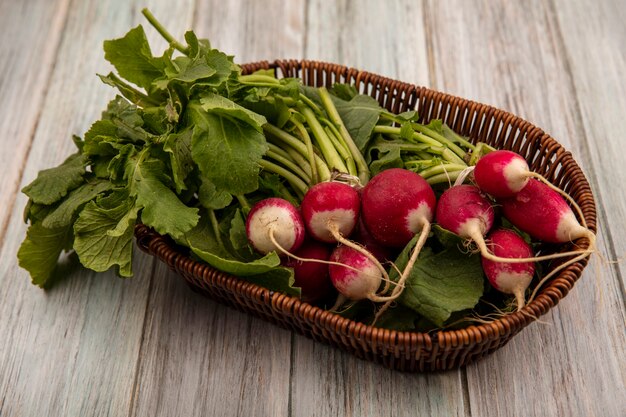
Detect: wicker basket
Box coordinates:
(134, 60, 596, 372)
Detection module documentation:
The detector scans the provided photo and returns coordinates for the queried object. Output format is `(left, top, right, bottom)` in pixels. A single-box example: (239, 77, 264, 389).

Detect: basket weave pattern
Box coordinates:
(134, 60, 596, 371)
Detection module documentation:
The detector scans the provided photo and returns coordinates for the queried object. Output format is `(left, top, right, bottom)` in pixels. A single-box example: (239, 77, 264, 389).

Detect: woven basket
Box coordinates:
(134, 60, 596, 372)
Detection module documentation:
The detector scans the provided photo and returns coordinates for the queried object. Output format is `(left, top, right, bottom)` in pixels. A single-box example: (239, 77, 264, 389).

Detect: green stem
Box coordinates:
(291, 118, 319, 184)
(393, 143, 432, 153)
(441, 148, 466, 165)
(404, 159, 439, 169)
(469, 142, 497, 165)
(345, 156, 357, 177)
(207, 209, 224, 248)
(264, 124, 330, 181)
(374, 126, 466, 165)
(259, 159, 308, 197)
(298, 105, 348, 173)
(267, 142, 293, 161)
(235, 194, 251, 214)
(318, 87, 370, 183)
(418, 163, 467, 178)
(266, 150, 311, 183)
(283, 147, 313, 178)
(238, 74, 280, 84)
(299, 94, 324, 116)
(141, 9, 189, 55)
(241, 83, 284, 89)
(324, 127, 357, 176)
(445, 128, 475, 150)
(321, 118, 350, 153)
(279, 185, 299, 206)
(374, 126, 440, 147)
(424, 170, 464, 186)
(323, 127, 351, 161)
(411, 123, 468, 159)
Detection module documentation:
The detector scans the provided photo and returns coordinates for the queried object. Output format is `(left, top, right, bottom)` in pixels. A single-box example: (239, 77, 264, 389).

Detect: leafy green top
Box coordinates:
(18, 11, 490, 332)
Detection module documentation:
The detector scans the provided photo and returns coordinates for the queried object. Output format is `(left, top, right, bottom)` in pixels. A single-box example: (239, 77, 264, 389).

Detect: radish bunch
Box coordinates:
(246, 149, 593, 316)
(436, 150, 595, 310)
(245, 169, 436, 310)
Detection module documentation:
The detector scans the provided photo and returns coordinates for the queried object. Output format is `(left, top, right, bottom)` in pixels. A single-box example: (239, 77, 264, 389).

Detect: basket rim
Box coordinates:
(136, 59, 596, 351)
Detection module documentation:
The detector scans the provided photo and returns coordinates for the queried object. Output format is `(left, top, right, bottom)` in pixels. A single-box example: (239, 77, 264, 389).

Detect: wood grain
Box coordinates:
(304, 0, 430, 85)
(290, 2, 468, 417)
(552, 0, 626, 291)
(0, 0, 193, 416)
(424, 0, 626, 416)
(129, 2, 306, 417)
(194, 0, 305, 62)
(0, 0, 70, 246)
(1, 0, 624, 416)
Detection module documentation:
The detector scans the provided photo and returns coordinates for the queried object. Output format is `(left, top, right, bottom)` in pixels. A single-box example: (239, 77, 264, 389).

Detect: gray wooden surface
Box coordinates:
(0, 0, 624, 416)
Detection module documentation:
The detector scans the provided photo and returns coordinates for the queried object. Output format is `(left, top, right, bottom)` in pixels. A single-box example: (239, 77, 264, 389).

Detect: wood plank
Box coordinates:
(194, 0, 305, 62)
(552, 0, 626, 290)
(291, 2, 468, 417)
(0, 1, 194, 416)
(304, 0, 430, 85)
(0, 0, 70, 245)
(129, 2, 306, 416)
(129, 263, 293, 417)
(424, 1, 626, 416)
(290, 337, 468, 417)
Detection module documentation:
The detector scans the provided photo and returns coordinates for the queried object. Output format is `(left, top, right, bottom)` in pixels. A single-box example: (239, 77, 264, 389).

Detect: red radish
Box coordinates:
(438, 183, 594, 272)
(329, 245, 385, 301)
(436, 184, 495, 242)
(283, 240, 334, 303)
(246, 198, 305, 255)
(301, 182, 360, 243)
(474, 150, 594, 246)
(501, 179, 591, 243)
(352, 217, 396, 263)
(300, 181, 392, 288)
(361, 168, 436, 248)
(474, 150, 531, 199)
(360, 169, 437, 321)
(481, 229, 535, 311)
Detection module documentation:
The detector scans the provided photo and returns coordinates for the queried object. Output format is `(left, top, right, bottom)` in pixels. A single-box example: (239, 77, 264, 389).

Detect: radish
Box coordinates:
(283, 240, 334, 303)
(474, 150, 592, 241)
(246, 198, 305, 255)
(474, 150, 531, 199)
(361, 168, 436, 248)
(300, 181, 360, 244)
(352, 216, 396, 263)
(360, 169, 437, 320)
(436, 184, 495, 245)
(481, 229, 535, 311)
(437, 183, 594, 265)
(300, 181, 392, 284)
(328, 245, 387, 302)
(501, 178, 592, 244)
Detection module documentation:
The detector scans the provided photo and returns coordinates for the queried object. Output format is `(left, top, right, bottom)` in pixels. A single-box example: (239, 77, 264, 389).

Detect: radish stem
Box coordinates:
(141, 9, 189, 55)
(266, 149, 311, 183)
(318, 87, 371, 183)
(298, 105, 348, 173)
(258, 160, 308, 197)
(291, 118, 319, 184)
(238, 74, 281, 85)
(235, 194, 251, 213)
(267, 228, 384, 279)
(207, 209, 224, 249)
(264, 124, 331, 181)
(373, 222, 431, 323)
